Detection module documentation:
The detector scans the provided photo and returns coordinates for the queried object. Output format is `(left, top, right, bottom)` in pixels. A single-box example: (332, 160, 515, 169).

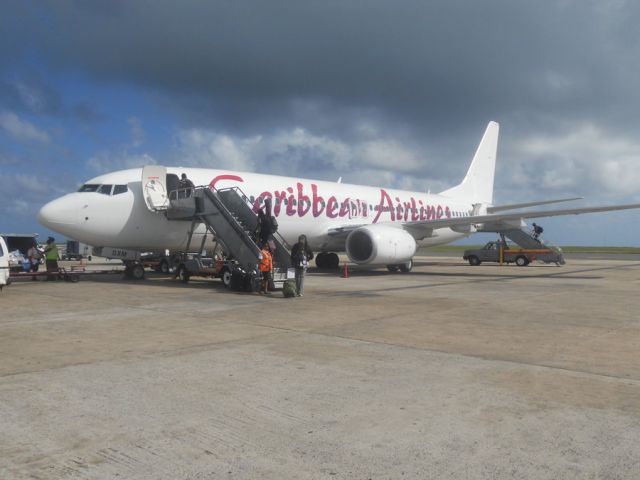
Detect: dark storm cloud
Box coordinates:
(3, 0, 640, 206)
(5, 0, 637, 137)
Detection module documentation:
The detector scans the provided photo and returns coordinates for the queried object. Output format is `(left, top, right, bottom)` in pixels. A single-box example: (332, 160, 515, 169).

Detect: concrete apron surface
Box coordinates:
(1, 256, 639, 479)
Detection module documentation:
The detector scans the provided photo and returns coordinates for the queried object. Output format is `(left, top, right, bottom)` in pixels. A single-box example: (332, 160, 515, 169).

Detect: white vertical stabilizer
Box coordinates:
(440, 121, 499, 204)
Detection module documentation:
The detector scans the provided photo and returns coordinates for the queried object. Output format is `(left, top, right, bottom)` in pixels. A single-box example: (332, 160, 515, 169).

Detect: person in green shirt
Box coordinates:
(43, 237, 59, 279)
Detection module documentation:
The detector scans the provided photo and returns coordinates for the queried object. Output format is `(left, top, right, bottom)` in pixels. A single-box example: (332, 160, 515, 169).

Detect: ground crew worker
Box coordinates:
(43, 237, 59, 280)
(258, 243, 273, 294)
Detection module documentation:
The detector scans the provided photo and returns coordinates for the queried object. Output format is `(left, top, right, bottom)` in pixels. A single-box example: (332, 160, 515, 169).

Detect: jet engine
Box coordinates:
(345, 225, 417, 265)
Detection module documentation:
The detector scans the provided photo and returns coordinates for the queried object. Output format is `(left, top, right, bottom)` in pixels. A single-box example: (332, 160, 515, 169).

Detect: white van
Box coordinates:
(0, 235, 9, 290)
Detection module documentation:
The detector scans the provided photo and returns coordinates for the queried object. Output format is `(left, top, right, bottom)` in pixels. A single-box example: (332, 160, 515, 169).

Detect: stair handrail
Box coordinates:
(197, 186, 262, 258)
(214, 185, 292, 251)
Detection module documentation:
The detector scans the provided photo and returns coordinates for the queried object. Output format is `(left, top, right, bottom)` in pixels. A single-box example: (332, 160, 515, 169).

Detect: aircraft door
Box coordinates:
(0, 236, 9, 287)
(142, 165, 169, 211)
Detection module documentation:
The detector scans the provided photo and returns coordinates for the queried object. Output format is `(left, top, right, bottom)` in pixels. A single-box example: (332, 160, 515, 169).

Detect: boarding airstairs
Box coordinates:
(499, 228, 547, 249)
(163, 184, 292, 289)
(496, 228, 565, 264)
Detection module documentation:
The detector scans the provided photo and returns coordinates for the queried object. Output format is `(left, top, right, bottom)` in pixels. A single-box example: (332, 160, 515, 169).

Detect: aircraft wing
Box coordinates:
(401, 202, 640, 238)
(486, 197, 582, 213)
(327, 202, 640, 239)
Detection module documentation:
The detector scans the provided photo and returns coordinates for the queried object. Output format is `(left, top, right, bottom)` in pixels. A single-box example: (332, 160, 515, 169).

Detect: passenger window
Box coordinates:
(78, 184, 99, 192)
(97, 184, 113, 195)
(113, 185, 128, 195)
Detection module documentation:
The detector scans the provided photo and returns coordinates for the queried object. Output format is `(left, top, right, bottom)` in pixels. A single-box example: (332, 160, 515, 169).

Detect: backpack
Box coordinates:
(269, 215, 278, 233)
(282, 279, 297, 298)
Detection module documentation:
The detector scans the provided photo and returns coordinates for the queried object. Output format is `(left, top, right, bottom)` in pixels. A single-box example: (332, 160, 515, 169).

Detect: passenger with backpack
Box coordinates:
(290, 235, 314, 297)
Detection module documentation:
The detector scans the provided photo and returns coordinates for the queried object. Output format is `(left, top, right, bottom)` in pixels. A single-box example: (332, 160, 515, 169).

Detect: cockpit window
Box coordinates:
(96, 184, 113, 195)
(78, 184, 100, 192)
(113, 184, 128, 195)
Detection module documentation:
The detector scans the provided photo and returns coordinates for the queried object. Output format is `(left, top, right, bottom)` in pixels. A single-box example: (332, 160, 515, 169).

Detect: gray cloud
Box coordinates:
(4, 1, 633, 132)
(3, 0, 640, 208)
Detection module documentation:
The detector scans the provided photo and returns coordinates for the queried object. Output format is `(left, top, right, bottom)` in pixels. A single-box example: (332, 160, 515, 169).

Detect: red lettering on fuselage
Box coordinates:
(210, 174, 458, 225)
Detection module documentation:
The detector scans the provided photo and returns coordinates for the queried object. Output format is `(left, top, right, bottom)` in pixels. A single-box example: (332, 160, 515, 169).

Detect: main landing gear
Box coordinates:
(315, 252, 340, 270)
(387, 259, 413, 273)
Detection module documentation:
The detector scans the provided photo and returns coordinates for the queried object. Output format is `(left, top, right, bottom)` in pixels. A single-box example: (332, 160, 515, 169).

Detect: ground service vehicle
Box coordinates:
(62, 240, 92, 260)
(175, 256, 236, 287)
(463, 241, 564, 266)
(0, 236, 10, 290)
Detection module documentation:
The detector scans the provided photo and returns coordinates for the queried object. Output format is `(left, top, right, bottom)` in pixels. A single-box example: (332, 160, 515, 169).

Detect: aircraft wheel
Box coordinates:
(515, 256, 529, 267)
(315, 253, 327, 269)
(327, 253, 340, 269)
(399, 259, 413, 273)
(177, 265, 190, 283)
(221, 267, 232, 288)
(468, 256, 481, 266)
(387, 265, 399, 272)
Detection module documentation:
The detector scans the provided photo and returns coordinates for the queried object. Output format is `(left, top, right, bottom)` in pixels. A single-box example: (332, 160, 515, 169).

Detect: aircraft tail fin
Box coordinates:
(440, 121, 499, 204)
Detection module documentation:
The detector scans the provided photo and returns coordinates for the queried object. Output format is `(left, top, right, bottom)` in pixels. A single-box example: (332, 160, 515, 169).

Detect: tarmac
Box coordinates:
(1, 255, 639, 479)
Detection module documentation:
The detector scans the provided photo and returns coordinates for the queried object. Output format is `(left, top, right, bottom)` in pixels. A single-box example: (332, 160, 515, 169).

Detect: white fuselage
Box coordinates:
(38, 167, 474, 252)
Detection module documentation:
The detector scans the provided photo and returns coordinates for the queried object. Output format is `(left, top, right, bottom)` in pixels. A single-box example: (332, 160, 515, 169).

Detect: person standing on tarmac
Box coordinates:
(43, 237, 59, 280)
(258, 243, 273, 294)
(27, 240, 42, 280)
(291, 234, 313, 297)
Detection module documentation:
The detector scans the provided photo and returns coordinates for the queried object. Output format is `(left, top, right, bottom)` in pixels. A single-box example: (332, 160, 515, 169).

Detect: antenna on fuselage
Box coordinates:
(337, 177, 342, 183)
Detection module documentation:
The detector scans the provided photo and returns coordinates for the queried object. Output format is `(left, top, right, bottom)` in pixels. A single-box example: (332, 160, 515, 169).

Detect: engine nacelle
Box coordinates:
(345, 225, 417, 265)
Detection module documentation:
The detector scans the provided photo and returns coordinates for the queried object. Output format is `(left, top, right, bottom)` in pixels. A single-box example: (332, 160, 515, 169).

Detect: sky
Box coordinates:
(1, 0, 640, 246)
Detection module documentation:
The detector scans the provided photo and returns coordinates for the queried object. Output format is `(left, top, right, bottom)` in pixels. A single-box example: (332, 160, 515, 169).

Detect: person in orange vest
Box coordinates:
(258, 243, 273, 294)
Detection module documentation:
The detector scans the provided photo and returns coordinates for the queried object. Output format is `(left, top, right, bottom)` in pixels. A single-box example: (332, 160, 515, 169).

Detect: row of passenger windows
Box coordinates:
(78, 184, 129, 195)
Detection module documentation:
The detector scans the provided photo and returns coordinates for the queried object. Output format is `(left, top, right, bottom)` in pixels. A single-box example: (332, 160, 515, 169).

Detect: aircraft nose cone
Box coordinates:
(37, 196, 78, 229)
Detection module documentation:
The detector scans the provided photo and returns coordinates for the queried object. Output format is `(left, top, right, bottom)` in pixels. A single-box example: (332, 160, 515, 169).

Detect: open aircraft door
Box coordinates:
(0, 236, 9, 290)
(142, 165, 169, 212)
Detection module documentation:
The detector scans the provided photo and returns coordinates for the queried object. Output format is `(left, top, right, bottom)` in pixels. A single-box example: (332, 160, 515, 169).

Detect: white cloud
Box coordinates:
(128, 116, 145, 147)
(0, 172, 75, 218)
(0, 111, 50, 143)
(173, 126, 430, 188)
(506, 123, 640, 200)
(87, 151, 156, 173)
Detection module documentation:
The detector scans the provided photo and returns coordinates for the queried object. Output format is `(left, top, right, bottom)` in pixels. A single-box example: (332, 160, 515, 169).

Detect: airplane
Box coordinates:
(38, 121, 640, 271)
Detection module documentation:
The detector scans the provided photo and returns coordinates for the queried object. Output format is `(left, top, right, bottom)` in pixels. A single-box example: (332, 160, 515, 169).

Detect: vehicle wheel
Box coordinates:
(159, 259, 170, 274)
(88, 255, 92, 262)
(177, 265, 190, 283)
(221, 267, 232, 288)
(315, 253, 327, 269)
(387, 265, 399, 272)
(468, 256, 481, 266)
(327, 253, 340, 269)
(398, 259, 413, 273)
(130, 263, 145, 280)
(515, 256, 529, 267)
